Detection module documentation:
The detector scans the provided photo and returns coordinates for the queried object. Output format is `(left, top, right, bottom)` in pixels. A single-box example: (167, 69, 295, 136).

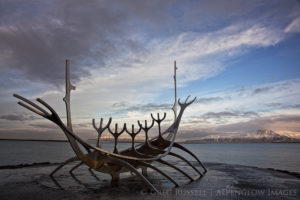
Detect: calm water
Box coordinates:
(0, 140, 299, 173)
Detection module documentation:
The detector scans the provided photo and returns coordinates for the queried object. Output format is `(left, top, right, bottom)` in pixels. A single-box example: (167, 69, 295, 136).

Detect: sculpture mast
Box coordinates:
(63, 59, 76, 130)
(166, 61, 178, 140)
(172, 60, 178, 122)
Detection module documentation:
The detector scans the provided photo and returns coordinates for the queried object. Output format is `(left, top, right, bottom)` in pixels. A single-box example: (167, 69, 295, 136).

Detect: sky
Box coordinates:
(0, 0, 300, 141)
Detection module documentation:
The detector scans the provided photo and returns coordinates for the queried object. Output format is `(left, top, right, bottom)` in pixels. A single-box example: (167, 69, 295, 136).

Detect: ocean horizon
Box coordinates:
(0, 140, 299, 173)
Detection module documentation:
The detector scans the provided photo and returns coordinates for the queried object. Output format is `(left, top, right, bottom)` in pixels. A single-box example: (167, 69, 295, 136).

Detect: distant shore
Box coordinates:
(0, 138, 299, 144)
(0, 138, 68, 142)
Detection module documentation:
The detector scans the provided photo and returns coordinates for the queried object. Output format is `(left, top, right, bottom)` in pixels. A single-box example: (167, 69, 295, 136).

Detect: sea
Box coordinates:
(0, 140, 299, 173)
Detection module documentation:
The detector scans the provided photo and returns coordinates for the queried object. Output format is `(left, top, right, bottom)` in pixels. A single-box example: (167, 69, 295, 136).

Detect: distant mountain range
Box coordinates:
(3, 129, 296, 143)
(184, 129, 300, 143)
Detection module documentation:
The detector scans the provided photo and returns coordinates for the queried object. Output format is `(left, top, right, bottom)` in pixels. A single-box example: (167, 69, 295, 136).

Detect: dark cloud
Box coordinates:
(175, 129, 217, 140)
(264, 103, 300, 110)
(73, 123, 91, 128)
(112, 102, 127, 108)
(274, 115, 300, 122)
(195, 97, 224, 104)
(237, 79, 300, 97)
(187, 111, 259, 125)
(202, 111, 258, 119)
(29, 123, 57, 129)
(252, 86, 273, 95)
(187, 119, 209, 124)
(203, 111, 237, 118)
(287, 104, 300, 109)
(172, 0, 298, 34)
(0, 0, 172, 87)
(0, 114, 25, 121)
(0, 128, 65, 140)
(140, 103, 172, 112)
(265, 102, 283, 108)
(0, 113, 36, 121)
(1, 0, 298, 89)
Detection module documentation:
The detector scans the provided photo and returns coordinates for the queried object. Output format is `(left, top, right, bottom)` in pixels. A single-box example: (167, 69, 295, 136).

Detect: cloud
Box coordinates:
(112, 102, 172, 115)
(273, 115, 300, 123)
(285, 17, 300, 33)
(252, 86, 274, 95)
(264, 103, 283, 108)
(73, 123, 91, 128)
(216, 114, 300, 134)
(0, 0, 296, 108)
(196, 97, 225, 104)
(186, 110, 259, 126)
(68, 21, 289, 117)
(0, 113, 36, 121)
(178, 78, 300, 134)
(0, 0, 294, 89)
(1, 0, 300, 140)
(0, 128, 66, 140)
(202, 111, 258, 119)
(250, 78, 300, 96)
(265, 103, 300, 109)
(0, 114, 26, 121)
(237, 78, 300, 98)
(176, 114, 300, 140)
(112, 102, 127, 108)
(29, 123, 57, 129)
(0, 0, 172, 87)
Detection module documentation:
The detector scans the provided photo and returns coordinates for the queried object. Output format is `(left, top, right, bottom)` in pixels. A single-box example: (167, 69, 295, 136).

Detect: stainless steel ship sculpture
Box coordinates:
(13, 60, 206, 192)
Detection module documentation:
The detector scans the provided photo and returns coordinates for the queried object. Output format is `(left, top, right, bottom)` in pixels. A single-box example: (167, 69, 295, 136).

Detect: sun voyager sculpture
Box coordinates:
(13, 60, 206, 192)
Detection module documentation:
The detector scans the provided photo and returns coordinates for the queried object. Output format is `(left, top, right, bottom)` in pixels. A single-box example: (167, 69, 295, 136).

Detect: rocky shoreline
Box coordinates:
(0, 161, 299, 200)
(0, 162, 57, 169)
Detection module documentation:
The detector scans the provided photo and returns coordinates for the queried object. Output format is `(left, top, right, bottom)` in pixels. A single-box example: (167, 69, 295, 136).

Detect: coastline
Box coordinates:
(1, 141, 299, 173)
(1, 138, 299, 144)
(0, 161, 299, 200)
(0, 138, 68, 142)
(0, 162, 59, 169)
(0, 161, 299, 178)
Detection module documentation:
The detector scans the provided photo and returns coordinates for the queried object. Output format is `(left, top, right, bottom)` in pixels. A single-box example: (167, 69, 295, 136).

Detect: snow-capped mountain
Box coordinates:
(183, 129, 298, 143)
(255, 129, 294, 142)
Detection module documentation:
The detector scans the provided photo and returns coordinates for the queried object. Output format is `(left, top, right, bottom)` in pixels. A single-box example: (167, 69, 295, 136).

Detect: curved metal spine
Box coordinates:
(138, 161, 179, 187)
(168, 152, 202, 177)
(173, 143, 207, 173)
(69, 161, 83, 174)
(157, 159, 194, 181)
(50, 156, 78, 176)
